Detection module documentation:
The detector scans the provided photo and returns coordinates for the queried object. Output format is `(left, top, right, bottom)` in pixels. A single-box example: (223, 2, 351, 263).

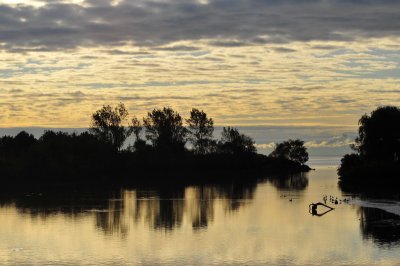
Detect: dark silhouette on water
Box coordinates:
(309, 202, 334, 217)
(338, 106, 400, 190)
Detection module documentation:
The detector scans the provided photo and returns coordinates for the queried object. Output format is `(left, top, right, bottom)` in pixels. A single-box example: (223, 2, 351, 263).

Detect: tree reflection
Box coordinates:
(0, 174, 305, 235)
(124, 180, 258, 232)
(186, 186, 216, 230)
(153, 189, 185, 230)
(214, 181, 258, 212)
(0, 189, 121, 218)
(268, 173, 309, 191)
(95, 199, 129, 237)
(358, 207, 400, 246)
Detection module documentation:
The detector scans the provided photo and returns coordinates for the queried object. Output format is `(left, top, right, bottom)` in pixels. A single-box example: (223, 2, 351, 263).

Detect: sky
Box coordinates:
(1, 0, 400, 155)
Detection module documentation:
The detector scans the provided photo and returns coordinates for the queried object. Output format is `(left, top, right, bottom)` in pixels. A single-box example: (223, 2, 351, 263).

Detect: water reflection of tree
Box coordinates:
(358, 207, 400, 246)
(268, 173, 309, 191)
(0, 190, 119, 217)
(95, 199, 129, 237)
(0, 189, 131, 236)
(128, 181, 258, 231)
(187, 186, 215, 230)
(151, 189, 185, 230)
(0, 179, 260, 235)
(215, 181, 258, 212)
(190, 181, 257, 229)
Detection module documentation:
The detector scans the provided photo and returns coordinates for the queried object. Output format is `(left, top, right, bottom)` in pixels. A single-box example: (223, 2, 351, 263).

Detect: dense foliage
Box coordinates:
(269, 139, 309, 165)
(352, 106, 400, 162)
(338, 106, 400, 187)
(89, 103, 131, 151)
(219, 127, 256, 155)
(143, 107, 187, 153)
(186, 108, 215, 154)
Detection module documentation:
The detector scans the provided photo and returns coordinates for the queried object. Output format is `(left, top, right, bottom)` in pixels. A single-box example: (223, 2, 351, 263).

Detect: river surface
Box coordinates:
(1, 166, 400, 265)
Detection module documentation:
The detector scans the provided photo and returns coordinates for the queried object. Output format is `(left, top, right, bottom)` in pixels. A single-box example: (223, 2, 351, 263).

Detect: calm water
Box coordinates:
(1, 167, 400, 265)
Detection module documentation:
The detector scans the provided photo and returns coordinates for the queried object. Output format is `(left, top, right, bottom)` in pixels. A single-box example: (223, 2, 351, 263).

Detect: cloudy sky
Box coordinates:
(1, 0, 399, 154)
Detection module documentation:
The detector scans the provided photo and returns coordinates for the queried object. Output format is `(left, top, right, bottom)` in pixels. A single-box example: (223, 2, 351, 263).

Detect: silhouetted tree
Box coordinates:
(269, 139, 309, 164)
(129, 116, 148, 152)
(14, 131, 36, 151)
(337, 153, 362, 178)
(0, 104, 311, 183)
(338, 106, 400, 183)
(352, 106, 400, 162)
(90, 103, 132, 151)
(143, 107, 187, 152)
(130, 116, 143, 141)
(0, 136, 14, 155)
(186, 108, 215, 154)
(0, 131, 36, 156)
(218, 127, 256, 155)
(39, 130, 63, 143)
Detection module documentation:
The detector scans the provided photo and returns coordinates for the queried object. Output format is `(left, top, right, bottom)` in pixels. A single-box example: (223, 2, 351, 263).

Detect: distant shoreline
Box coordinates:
(0, 126, 354, 157)
(0, 152, 311, 190)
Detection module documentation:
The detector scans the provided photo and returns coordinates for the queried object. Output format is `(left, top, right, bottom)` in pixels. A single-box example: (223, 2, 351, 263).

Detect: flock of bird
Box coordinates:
(323, 195, 351, 205)
(281, 194, 352, 205)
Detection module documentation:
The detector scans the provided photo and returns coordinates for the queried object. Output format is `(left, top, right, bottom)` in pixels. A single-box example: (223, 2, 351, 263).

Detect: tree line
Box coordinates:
(89, 103, 257, 155)
(88, 103, 308, 163)
(0, 103, 309, 184)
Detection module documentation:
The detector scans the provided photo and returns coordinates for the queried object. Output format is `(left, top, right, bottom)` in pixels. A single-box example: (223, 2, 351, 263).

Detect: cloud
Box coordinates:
(101, 49, 136, 55)
(305, 134, 355, 148)
(208, 40, 250, 47)
(253, 133, 355, 150)
(311, 45, 343, 50)
(1, 0, 400, 51)
(281, 86, 325, 92)
(369, 89, 400, 94)
(271, 47, 297, 53)
(254, 142, 276, 149)
(152, 45, 201, 51)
